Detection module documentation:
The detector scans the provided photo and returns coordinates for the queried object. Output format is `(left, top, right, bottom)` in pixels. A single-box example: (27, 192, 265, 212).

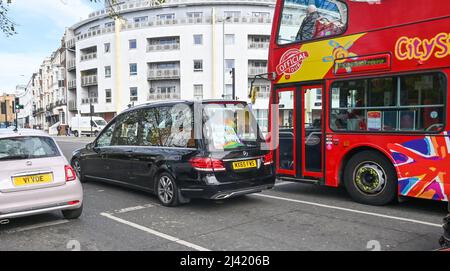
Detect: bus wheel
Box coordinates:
(343, 151, 397, 206)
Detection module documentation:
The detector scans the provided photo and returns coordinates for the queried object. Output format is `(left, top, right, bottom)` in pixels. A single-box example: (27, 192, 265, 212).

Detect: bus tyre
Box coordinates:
(343, 151, 397, 206)
(74, 131, 79, 137)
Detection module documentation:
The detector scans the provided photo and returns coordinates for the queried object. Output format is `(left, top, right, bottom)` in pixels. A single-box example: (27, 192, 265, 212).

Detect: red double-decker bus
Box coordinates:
(267, 0, 450, 205)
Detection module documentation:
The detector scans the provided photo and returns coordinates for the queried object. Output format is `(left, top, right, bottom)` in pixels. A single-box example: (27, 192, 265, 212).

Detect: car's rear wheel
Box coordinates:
(73, 131, 79, 137)
(344, 151, 397, 206)
(157, 173, 180, 207)
(62, 205, 83, 219)
(72, 158, 87, 183)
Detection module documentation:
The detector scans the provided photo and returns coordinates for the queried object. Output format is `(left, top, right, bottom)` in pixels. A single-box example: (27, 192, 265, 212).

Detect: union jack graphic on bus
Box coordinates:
(388, 133, 450, 201)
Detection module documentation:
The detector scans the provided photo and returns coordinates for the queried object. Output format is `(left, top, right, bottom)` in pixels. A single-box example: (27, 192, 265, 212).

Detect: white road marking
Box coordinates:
(100, 212, 210, 251)
(4, 219, 70, 234)
(254, 194, 442, 228)
(113, 204, 154, 214)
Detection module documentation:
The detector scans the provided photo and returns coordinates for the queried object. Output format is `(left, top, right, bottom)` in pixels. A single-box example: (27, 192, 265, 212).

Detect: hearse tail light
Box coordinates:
(65, 165, 77, 182)
(189, 157, 226, 172)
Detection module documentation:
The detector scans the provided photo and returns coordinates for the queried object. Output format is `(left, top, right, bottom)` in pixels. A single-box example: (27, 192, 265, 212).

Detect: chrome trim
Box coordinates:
(0, 203, 80, 220)
(211, 184, 273, 200)
(222, 156, 263, 162)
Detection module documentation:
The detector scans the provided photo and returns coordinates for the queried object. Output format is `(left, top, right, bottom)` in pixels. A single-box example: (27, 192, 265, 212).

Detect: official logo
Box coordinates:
(276, 48, 309, 79)
(243, 151, 249, 157)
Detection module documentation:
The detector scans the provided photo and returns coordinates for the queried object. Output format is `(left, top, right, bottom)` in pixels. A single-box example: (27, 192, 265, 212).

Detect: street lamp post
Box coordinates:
(220, 16, 231, 99)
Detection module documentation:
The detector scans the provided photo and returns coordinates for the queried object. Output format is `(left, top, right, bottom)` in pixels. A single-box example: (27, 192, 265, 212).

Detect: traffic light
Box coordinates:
(14, 97, 24, 111)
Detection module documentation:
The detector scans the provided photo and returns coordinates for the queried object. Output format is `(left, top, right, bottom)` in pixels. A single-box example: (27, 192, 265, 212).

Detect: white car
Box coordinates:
(0, 129, 83, 221)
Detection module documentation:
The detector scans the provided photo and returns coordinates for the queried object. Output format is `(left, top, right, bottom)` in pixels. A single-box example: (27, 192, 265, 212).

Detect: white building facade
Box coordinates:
(65, 0, 275, 131)
(31, 45, 68, 132)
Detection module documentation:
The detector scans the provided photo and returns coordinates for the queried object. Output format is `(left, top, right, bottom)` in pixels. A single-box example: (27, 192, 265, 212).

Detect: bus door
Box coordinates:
(275, 87, 297, 176)
(301, 85, 324, 179)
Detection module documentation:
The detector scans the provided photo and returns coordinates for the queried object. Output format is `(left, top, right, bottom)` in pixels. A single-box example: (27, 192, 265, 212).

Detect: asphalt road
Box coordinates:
(0, 137, 447, 251)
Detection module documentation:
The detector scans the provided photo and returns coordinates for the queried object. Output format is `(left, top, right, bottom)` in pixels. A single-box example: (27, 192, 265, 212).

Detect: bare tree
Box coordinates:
(0, 0, 17, 37)
(0, 0, 122, 37)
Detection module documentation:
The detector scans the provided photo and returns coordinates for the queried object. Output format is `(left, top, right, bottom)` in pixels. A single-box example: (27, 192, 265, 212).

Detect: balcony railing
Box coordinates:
(248, 42, 269, 49)
(68, 80, 77, 89)
(147, 69, 180, 80)
(66, 38, 76, 49)
(148, 93, 180, 101)
(81, 97, 98, 104)
(55, 99, 67, 107)
(248, 67, 268, 77)
(88, 0, 276, 19)
(76, 14, 275, 42)
(67, 59, 76, 71)
(81, 75, 98, 87)
(68, 100, 77, 111)
(80, 52, 97, 62)
(147, 43, 180, 52)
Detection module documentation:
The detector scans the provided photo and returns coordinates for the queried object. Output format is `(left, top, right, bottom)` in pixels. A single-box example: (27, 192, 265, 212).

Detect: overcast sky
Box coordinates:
(0, 0, 98, 94)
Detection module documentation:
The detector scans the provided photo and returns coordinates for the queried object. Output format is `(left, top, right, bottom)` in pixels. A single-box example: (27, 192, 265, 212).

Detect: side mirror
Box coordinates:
(86, 142, 94, 151)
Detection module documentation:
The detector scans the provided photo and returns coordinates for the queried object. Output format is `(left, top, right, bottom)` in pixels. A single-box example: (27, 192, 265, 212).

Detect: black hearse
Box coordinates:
(71, 100, 275, 206)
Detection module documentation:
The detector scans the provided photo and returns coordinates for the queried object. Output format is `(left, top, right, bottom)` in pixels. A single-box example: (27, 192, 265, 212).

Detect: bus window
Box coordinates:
(277, 0, 347, 45)
(330, 73, 446, 133)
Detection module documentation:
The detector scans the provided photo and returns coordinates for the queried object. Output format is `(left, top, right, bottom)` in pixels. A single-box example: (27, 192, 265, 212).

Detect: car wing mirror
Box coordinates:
(86, 142, 98, 152)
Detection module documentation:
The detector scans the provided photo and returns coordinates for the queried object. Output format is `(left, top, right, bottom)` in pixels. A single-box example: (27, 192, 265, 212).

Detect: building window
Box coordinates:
(194, 85, 203, 99)
(193, 34, 203, 45)
(316, 89, 322, 101)
(224, 11, 241, 18)
(187, 12, 203, 18)
(130, 87, 138, 102)
(330, 73, 446, 132)
(225, 34, 235, 45)
(224, 84, 233, 99)
(134, 16, 148, 23)
(225, 59, 235, 71)
(104, 43, 111, 53)
(194, 60, 203, 72)
(105, 21, 115, 28)
(105, 89, 112, 103)
(157, 13, 175, 20)
(129, 63, 137, 76)
(88, 25, 100, 31)
(60, 111, 66, 125)
(105, 66, 111, 78)
(129, 39, 137, 50)
(252, 12, 270, 18)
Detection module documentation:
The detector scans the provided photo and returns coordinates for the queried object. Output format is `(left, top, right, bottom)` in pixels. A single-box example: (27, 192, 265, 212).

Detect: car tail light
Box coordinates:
(65, 165, 77, 182)
(263, 152, 274, 166)
(189, 157, 226, 172)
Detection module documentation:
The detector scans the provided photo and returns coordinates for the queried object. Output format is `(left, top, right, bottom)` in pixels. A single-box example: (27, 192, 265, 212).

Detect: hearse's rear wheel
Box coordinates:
(157, 173, 180, 207)
(344, 150, 397, 206)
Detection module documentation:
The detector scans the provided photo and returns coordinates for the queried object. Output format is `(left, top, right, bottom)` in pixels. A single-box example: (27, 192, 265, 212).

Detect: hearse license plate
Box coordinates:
(13, 173, 53, 187)
(232, 160, 257, 170)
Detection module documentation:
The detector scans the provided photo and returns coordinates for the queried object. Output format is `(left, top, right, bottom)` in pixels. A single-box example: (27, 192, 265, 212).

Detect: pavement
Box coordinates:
(0, 137, 447, 251)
